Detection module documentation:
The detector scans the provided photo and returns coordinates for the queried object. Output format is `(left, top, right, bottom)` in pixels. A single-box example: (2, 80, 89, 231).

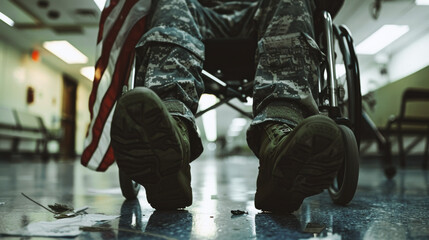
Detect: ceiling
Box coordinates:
(335, 0, 429, 73)
(0, 0, 427, 82)
(1, 0, 428, 141)
(0, 0, 100, 83)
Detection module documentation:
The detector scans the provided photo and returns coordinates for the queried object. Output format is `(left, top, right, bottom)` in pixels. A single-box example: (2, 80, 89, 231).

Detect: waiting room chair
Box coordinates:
(386, 88, 429, 168)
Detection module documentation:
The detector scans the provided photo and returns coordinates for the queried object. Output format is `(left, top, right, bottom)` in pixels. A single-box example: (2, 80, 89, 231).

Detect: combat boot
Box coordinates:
(111, 87, 192, 210)
(252, 115, 344, 212)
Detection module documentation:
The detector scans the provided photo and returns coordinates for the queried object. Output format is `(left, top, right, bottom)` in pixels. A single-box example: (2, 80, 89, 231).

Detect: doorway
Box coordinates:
(60, 75, 77, 158)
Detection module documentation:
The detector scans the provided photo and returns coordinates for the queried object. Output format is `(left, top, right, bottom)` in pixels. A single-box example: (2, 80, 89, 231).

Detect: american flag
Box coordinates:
(81, 0, 151, 171)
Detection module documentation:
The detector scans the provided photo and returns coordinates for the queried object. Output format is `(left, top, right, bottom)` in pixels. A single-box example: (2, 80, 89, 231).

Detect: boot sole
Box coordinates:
(255, 115, 343, 212)
(111, 87, 192, 209)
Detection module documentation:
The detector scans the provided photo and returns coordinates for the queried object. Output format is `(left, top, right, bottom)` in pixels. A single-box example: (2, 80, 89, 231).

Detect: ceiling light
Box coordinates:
(336, 64, 346, 78)
(416, 0, 429, 5)
(356, 25, 409, 55)
(80, 67, 94, 81)
(0, 11, 15, 27)
(199, 94, 217, 142)
(43, 40, 88, 64)
(94, 0, 107, 11)
(244, 97, 253, 106)
(227, 118, 248, 136)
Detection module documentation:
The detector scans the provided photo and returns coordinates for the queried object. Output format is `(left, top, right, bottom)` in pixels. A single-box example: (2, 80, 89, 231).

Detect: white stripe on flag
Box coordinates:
(84, 0, 148, 151)
(86, 104, 116, 170)
(101, 1, 126, 44)
(83, 0, 151, 171)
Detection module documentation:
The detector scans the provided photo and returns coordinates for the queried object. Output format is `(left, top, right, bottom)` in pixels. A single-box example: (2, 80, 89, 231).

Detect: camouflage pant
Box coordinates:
(135, 0, 321, 159)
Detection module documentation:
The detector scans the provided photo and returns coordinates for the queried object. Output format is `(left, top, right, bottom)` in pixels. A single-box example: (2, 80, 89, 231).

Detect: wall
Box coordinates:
(76, 82, 91, 154)
(0, 40, 62, 129)
(360, 28, 429, 128)
(360, 32, 429, 96)
(364, 65, 429, 128)
(0, 39, 92, 155)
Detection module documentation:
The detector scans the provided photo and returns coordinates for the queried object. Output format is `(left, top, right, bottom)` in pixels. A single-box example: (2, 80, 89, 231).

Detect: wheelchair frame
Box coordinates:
(119, 10, 361, 206)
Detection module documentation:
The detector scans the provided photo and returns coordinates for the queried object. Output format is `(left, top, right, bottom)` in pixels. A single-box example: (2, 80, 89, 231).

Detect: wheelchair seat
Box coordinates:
(201, 0, 345, 98)
(203, 38, 256, 98)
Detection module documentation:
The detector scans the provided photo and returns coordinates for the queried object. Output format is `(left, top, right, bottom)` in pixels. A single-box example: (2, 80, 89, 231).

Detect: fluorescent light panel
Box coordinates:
(80, 66, 95, 81)
(203, 110, 217, 142)
(416, 0, 429, 5)
(199, 94, 217, 142)
(230, 118, 247, 132)
(43, 40, 88, 64)
(94, 0, 107, 11)
(0, 11, 14, 27)
(244, 97, 253, 106)
(336, 64, 346, 78)
(227, 118, 247, 136)
(356, 25, 409, 55)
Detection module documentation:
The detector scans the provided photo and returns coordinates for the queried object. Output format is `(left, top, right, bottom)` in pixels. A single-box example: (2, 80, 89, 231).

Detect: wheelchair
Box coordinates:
(119, 0, 361, 206)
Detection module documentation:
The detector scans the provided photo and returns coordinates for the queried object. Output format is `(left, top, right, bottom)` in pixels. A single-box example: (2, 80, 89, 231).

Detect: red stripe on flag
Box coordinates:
(97, 146, 115, 171)
(90, 51, 135, 171)
(89, 0, 138, 119)
(81, 16, 147, 168)
(97, 0, 120, 44)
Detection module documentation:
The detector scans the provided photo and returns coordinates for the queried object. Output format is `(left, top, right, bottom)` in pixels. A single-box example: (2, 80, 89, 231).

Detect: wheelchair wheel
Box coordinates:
(329, 125, 359, 205)
(119, 169, 141, 200)
(333, 24, 362, 145)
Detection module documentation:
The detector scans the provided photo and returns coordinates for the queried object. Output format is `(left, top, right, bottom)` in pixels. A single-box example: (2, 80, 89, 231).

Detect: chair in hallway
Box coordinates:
(385, 88, 429, 168)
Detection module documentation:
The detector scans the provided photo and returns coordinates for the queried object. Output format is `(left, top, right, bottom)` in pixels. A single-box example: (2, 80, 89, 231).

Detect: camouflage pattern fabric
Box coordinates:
(134, 0, 321, 159)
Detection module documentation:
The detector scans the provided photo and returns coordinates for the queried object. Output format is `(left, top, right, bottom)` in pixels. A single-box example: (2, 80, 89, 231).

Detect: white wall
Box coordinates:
(0, 40, 62, 129)
(388, 32, 429, 82)
(76, 82, 91, 154)
(0, 39, 92, 155)
(359, 32, 429, 95)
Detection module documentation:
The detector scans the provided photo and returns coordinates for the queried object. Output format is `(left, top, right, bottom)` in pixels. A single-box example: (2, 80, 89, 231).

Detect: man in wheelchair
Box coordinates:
(111, 0, 344, 213)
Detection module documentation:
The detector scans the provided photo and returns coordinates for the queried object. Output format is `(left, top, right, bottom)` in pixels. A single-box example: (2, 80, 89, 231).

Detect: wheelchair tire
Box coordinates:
(333, 25, 362, 145)
(119, 170, 141, 200)
(328, 125, 359, 205)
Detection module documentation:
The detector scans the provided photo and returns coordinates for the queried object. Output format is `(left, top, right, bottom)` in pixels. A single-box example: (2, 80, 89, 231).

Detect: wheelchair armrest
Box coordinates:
(314, 0, 344, 19)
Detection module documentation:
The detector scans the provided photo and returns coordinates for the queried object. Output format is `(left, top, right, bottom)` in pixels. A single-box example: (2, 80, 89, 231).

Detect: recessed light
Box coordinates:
(199, 94, 217, 142)
(416, 0, 429, 5)
(37, 0, 49, 8)
(93, 0, 107, 11)
(356, 25, 409, 55)
(43, 40, 88, 64)
(0, 11, 15, 27)
(80, 67, 95, 81)
(48, 10, 60, 19)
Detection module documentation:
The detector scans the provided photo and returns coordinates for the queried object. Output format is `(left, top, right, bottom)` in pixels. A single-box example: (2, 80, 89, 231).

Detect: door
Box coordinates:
(60, 75, 77, 157)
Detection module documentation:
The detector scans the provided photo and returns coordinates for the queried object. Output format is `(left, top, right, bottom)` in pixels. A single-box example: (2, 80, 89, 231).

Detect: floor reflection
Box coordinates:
(118, 200, 143, 237)
(1, 156, 429, 239)
(116, 199, 193, 239)
(254, 213, 308, 239)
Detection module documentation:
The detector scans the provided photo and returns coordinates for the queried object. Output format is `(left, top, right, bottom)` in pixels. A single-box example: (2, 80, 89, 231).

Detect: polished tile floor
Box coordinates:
(0, 153, 429, 239)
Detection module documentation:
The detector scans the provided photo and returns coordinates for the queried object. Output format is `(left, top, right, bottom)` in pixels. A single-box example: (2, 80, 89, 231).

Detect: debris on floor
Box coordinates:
(231, 210, 248, 215)
(0, 193, 119, 237)
(79, 226, 114, 232)
(21, 193, 55, 214)
(0, 202, 5, 206)
(303, 222, 326, 234)
(21, 193, 88, 219)
(54, 206, 89, 219)
(1, 213, 119, 237)
(48, 203, 73, 213)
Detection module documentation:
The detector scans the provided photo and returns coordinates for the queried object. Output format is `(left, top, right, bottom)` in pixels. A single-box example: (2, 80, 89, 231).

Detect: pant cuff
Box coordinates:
(164, 100, 204, 161)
